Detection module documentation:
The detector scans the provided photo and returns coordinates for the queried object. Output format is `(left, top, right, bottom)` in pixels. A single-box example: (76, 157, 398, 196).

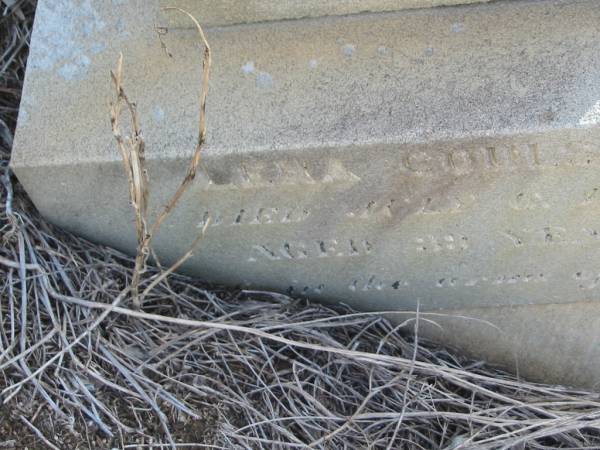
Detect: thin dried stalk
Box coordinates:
(109, 54, 149, 309)
(109, 8, 211, 309)
(149, 7, 212, 236)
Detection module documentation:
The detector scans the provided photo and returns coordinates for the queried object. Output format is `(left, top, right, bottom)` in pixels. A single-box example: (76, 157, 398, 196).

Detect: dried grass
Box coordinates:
(2, 1, 600, 449)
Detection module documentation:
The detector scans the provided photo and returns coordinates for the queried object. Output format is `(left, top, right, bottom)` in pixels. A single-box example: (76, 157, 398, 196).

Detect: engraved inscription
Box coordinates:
(198, 206, 310, 227)
(198, 158, 360, 190)
(345, 271, 548, 293)
(501, 227, 600, 247)
(580, 187, 600, 206)
(573, 271, 600, 290)
(192, 140, 600, 193)
(508, 192, 549, 211)
(346, 200, 394, 219)
(287, 283, 325, 295)
(248, 239, 373, 261)
(348, 275, 409, 292)
(396, 140, 600, 177)
(417, 194, 469, 215)
(400, 142, 542, 176)
(346, 193, 475, 221)
(436, 273, 547, 288)
(415, 234, 468, 252)
(279, 268, 600, 301)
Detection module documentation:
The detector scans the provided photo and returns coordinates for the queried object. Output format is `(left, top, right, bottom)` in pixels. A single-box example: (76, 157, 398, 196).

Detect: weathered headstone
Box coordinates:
(11, 0, 600, 387)
(161, 0, 492, 27)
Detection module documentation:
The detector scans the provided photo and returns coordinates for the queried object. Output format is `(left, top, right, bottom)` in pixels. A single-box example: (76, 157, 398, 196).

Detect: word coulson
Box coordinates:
(396, 140, 600, 175)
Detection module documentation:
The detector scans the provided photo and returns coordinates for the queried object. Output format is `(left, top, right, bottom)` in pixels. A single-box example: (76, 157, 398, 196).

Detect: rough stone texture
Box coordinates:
(162, 0, 491, 27)
(10, 0, 600, 387)
(388, 302, 600, 388)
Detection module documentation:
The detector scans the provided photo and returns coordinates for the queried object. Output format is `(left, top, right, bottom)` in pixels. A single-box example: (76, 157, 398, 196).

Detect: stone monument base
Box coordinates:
(11, 0, 600, 387)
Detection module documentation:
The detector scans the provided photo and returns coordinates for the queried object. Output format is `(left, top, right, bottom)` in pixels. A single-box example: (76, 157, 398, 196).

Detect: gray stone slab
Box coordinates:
(11, 0, 600, 386)
(410, 302, 600, 388)
(161, 0, 491, 27)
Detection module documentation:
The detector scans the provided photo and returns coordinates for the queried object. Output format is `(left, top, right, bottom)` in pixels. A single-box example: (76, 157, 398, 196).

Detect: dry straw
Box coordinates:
(2, 2, 600, 449)
(109, 6, 212, 310)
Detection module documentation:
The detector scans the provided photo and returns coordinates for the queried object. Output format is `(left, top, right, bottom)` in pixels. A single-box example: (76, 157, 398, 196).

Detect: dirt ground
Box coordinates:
(0, 396, 227, 449)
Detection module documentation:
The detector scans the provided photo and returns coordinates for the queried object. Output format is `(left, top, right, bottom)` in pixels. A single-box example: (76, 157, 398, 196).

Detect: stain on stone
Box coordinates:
(377, 46, 391, 56)
(256, 71, 274, 89)
(451, 22, 465, 33)
(341, 43, 356, 57)
(152, 106, 166, 123)
(580, 100, 600, 125)
(31, 0, 105, 81)
(241, 61, 255, 74)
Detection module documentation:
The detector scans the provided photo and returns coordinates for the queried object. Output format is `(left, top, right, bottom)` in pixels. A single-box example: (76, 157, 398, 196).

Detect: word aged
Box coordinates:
(248, 239, 373, 261)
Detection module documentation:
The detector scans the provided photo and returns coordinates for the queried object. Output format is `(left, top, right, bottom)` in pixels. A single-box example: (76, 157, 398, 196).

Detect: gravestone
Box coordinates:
(11, 0, 600, 388)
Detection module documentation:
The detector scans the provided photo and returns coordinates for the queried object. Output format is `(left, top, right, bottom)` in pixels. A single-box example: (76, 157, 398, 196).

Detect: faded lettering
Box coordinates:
(248, 239, 372, 262)
(196, 158, 359, 190)
(415, 234, 468, 252)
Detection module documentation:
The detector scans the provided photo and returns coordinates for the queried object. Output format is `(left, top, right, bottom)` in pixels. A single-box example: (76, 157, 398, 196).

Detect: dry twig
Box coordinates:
(109, 8, 211, 309)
